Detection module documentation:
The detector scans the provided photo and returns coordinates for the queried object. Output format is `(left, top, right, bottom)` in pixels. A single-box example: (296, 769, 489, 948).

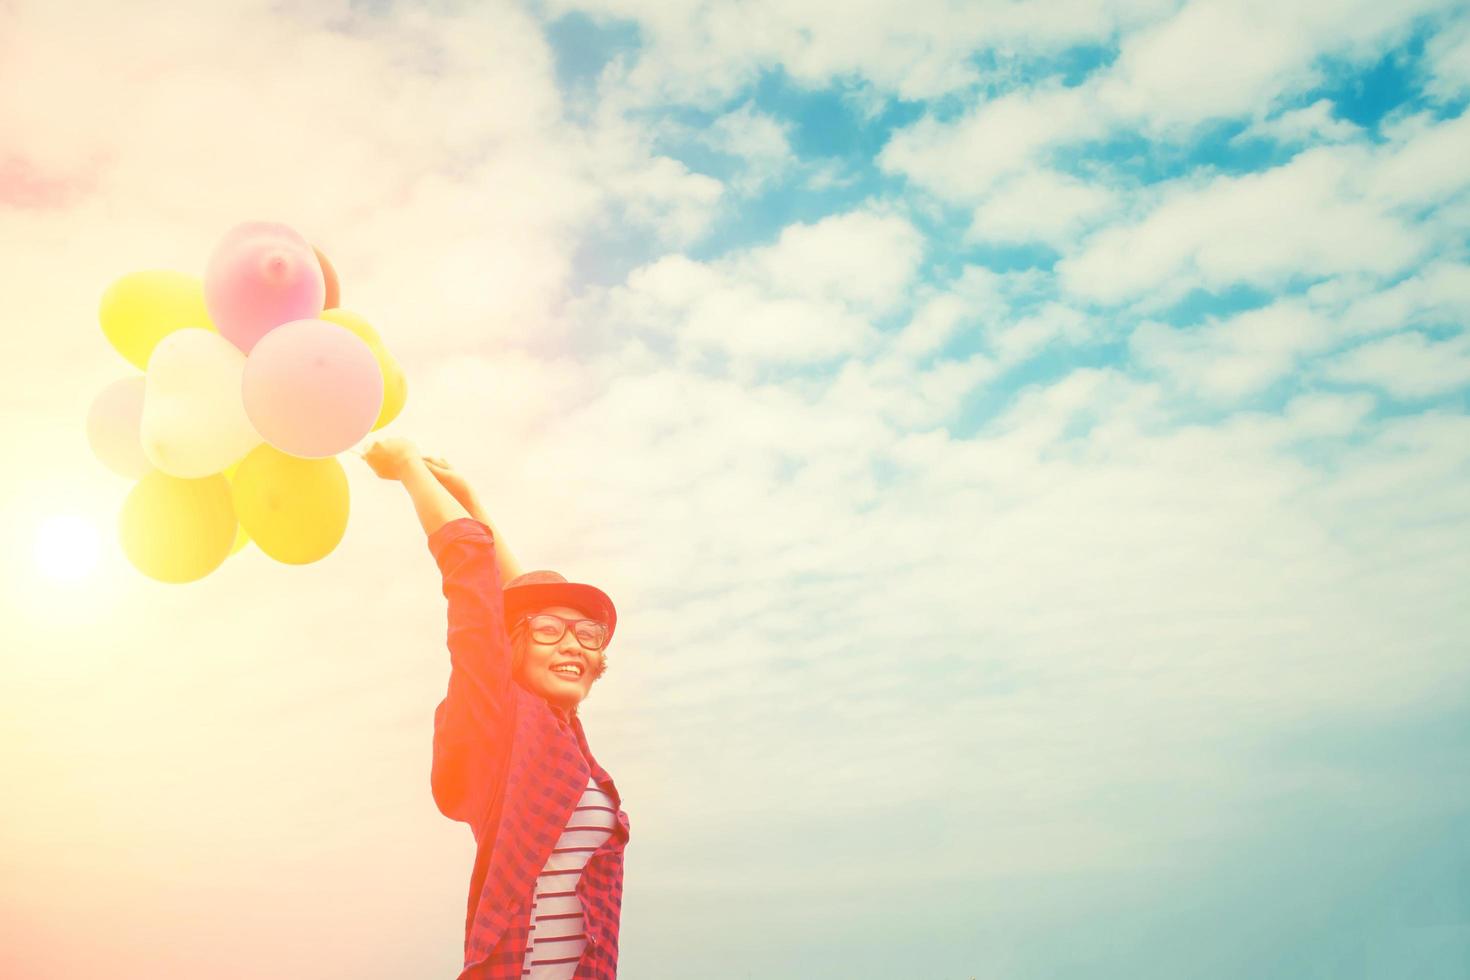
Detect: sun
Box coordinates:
(33, 513, 102, 583)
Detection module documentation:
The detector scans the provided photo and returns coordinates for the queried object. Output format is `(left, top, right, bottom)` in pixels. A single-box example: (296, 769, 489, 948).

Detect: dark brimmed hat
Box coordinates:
(502, 570, 617, 644)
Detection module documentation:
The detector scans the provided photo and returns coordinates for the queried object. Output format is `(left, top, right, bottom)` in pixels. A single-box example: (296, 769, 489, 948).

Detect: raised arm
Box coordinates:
(363, 441, 525, 826)
(422, 515, 514, 826)
(405, 456, 523, 584)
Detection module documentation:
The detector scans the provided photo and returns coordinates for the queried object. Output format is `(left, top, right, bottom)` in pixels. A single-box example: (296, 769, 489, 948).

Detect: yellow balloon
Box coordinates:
(100, 270, 215, 371)
(231, 444, 350, 565)
(118, 471, 236, 584)
(317, 307, 383, 346)
(319, 308, 407, 430)
(375, 352, 408, 431)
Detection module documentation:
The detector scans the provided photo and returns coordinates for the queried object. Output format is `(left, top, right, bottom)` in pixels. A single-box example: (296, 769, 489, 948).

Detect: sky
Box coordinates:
(2, 0, 1469, 977)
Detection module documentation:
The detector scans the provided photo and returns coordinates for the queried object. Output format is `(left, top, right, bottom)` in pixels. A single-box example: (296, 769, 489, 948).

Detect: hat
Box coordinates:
(502, 570, 617, 645)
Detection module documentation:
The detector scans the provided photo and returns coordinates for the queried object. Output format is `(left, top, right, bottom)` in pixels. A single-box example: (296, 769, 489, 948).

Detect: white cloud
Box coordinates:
(1059, 144, 1428, 307)
(968, 169, 1117, 247)
(694, 101, 795, 195)
(1095, 0, 1456, 134)
(733, 208, 926, 315)
(1058, 108, 1470, 307)
(1320, 331, 1470, 398)
(1276, 390, 1379, 439)
(552, 0, 1171, 108)
(573, 209, 925, 370)
(1424, 15, 1470, 102)
(1096, 0, 1323, 129)
(1234, 99, 1363, 147)
(802, 160, 861, 191)
(1328, 261, 1470, 337)
(0, 0, 737, 366)
(989, 301, 1099, 366)
(1364, 108, 1470, 211)
(877, 0, 1460, 218)
(589, 254, 872, 369)
(887, 265, 1017, 362)
(822, 350, 997, 430)
(1128, 302, 1337, 400)
(591, 151, 726, 246)
(879, 84, 1106, 203)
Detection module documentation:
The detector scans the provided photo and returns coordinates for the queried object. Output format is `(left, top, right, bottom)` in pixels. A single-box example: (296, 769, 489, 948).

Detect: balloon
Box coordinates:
(241, 318, 383, 458)
(140, 328, 262, 478)
(314, 245, 340, 309)
(99, 270, 213, 370)
(204, 222, 325, 355)
(230, 444, 349, 565)
(318, 308, 408, 431)
(319, 305, 382, 346)
(118, 471, 237, 583)
(86, 376, 152, 480)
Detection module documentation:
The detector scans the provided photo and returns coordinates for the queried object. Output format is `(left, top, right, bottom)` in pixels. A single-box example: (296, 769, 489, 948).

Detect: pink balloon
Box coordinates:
(205, 222, 326, 355)
(241, 319, 384, 459)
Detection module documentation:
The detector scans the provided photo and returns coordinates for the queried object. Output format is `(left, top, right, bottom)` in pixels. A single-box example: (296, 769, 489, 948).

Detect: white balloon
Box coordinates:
(140, 327, 263, 478)
(86, 376, 152, 480)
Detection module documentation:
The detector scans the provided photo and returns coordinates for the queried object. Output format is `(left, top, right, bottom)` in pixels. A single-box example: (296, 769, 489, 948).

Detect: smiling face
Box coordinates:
(512, 604, 608, 714)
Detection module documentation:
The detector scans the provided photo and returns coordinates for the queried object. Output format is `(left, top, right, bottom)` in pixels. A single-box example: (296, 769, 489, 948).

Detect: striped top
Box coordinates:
(521, 777, 619, 978)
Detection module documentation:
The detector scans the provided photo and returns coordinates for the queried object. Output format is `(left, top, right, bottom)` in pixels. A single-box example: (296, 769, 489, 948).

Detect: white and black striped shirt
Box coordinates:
(521, 777, 618, 979)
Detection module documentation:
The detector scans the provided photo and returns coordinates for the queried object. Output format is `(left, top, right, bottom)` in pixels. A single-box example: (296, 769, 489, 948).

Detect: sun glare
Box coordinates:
(33, 513, 101, 584)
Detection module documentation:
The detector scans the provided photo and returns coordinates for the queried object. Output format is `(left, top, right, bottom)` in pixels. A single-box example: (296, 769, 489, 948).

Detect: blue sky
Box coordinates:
(3, 1, 1469, 978)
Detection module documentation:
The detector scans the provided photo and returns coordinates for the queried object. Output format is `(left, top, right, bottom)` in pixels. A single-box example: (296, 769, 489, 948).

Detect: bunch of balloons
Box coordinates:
(86, 221, 408, 583)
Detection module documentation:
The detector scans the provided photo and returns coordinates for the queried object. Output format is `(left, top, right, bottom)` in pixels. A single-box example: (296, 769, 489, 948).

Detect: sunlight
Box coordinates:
(33, 513, 101, 584)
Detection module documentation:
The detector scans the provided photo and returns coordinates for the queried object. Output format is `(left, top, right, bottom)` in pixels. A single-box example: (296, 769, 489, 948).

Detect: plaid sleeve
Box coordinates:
(426, 517, 515, 827)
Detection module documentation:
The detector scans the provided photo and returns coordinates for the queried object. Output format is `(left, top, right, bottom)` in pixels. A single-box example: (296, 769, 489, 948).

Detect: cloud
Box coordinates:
(553, 0, 1172, 108)
(1057, 141, 1431, 307)
(877, 0, 1460, 216)
(584, 254, 870, 368)
(1320, 330, 1470, 398)
(1327, 261, 1470, 337)
(1232, 98, 1364, 147)
(879, 84, 1106, 203)
(802, 160, 861, 191)
(1094, 0, 1457, 133)
(1095, 0, 1326, 128)
(1129, 301, 1336, 400)
(732, 208, 926, 314)
(989, 301, 1100, 366)
(1423, 13, 1470, 102)
(1365, 108, 1470, 211)
(0, 0, 737, 366)
(822, 349, 997, 430)
(967, 169, 1118, 247)
(693, 101, 795, 194)
(572, 207, 927, 371)
(891, 266, 1010, 360)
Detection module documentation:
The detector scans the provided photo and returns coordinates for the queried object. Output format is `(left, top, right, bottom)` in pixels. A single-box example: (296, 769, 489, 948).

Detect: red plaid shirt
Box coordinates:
(427, 517, 630, 979)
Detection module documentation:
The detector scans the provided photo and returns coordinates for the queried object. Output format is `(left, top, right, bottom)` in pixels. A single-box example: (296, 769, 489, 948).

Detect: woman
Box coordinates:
(363, 437, 630, 980)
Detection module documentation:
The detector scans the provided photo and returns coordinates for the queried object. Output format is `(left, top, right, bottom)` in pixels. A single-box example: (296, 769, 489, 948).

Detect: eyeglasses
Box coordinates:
(518, 613, 610, 651)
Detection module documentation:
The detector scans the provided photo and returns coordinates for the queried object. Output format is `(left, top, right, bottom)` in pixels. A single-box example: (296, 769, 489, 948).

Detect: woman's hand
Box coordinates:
(360, 437, 420, 481)
(423, 455, 469, 497)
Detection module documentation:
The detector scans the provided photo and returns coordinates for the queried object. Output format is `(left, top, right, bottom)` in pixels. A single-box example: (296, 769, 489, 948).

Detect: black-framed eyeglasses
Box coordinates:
(518, 613, 610, 651)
